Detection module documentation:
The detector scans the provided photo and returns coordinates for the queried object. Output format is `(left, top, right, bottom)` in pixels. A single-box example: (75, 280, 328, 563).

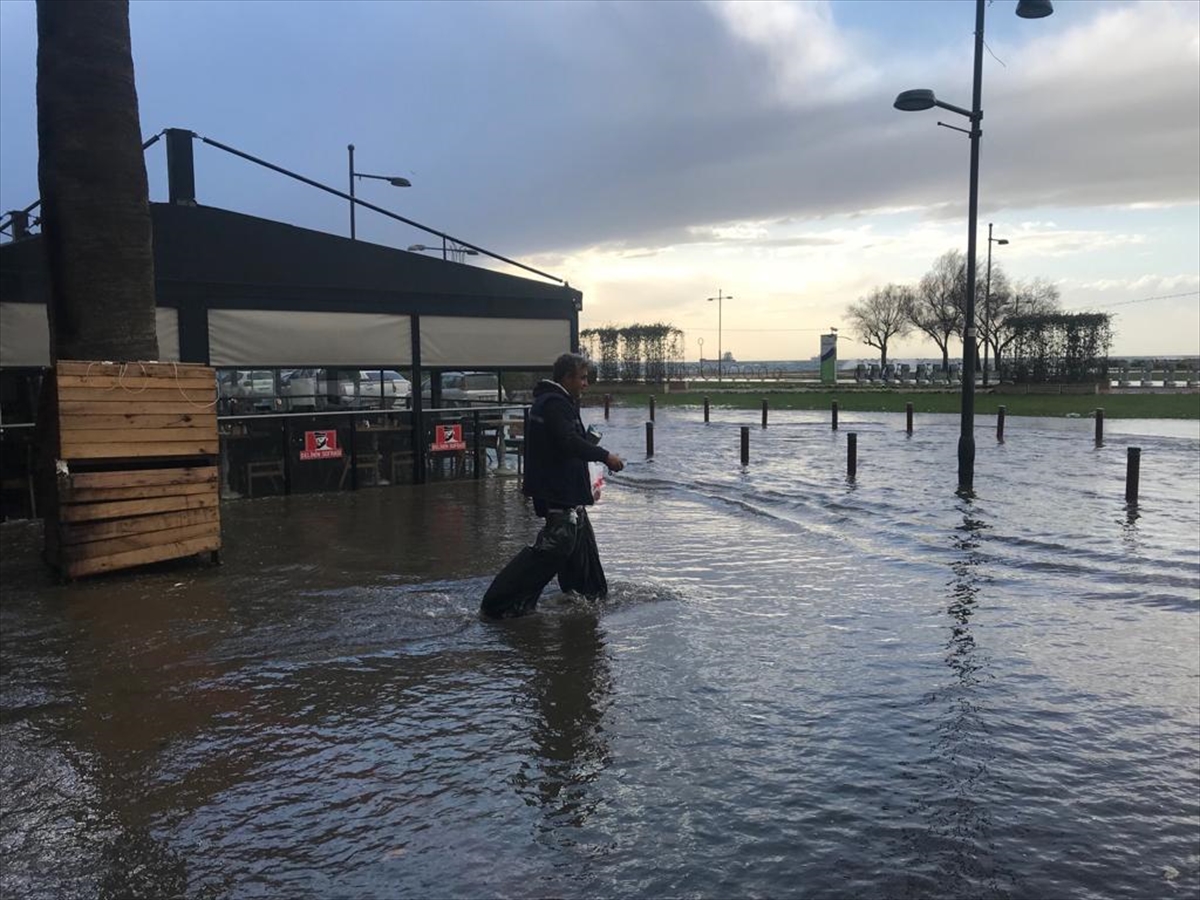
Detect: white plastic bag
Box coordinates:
(589, 461, 605, 502)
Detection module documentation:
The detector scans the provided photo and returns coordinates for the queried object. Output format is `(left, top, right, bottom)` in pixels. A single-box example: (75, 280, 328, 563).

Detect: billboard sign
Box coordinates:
(820, 333, 838, 385)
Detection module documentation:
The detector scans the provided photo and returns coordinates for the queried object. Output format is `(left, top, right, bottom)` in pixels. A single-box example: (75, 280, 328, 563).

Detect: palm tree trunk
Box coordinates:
(36, 0, 158, 362)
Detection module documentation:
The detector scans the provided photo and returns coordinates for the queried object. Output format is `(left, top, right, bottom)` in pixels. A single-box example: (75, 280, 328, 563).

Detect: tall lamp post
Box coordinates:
(348, 143, 411, 241)
(893, 0, 1052, 494)
(706, 289, 732, 383)
(983, 223, 1009, 387)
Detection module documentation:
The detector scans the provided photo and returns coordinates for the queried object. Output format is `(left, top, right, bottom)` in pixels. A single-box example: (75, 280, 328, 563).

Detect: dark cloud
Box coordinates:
(1, 0, 1196, 261)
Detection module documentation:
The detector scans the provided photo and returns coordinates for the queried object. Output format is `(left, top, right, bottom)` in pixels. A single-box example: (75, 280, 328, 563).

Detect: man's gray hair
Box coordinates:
(553, 352, 590, 382)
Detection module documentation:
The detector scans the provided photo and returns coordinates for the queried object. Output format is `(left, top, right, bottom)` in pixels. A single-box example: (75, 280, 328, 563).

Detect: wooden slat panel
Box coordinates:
(60, 440, 219, 459)
(60, 427, 216, 444)
(65, 534, 221, 578)
(57, 360, 213, 378)
(56, 373, 216, 391)
(59, 507, 218, 544)
(63, 482, 216, 503)
(58, 399, 220, 416)
(63, 522, 220, 562)
(59, 492, 218, 522)
(59, 413, 216, 431)
(56, 386, 216, 403)
(67, 466, 218, 490)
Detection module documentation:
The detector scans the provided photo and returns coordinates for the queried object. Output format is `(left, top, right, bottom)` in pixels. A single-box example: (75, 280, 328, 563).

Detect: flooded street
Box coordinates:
(2, 406, 1198, 899)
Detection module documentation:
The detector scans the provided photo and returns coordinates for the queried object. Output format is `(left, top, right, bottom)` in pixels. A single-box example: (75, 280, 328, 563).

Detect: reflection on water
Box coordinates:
(901, 506, 1007, 898)
(1, 408, 1198, 899)
(500, 612, 612, 831)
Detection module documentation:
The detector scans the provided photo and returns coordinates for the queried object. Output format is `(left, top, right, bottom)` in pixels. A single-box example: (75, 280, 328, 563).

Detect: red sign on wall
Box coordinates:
(431, 423, 466, 451)
(300, 430, 343, 460)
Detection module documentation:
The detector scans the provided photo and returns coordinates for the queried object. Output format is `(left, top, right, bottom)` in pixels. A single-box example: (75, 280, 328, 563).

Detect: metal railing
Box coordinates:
(216, 405, 527, 500)
(0, 407, 528, 520)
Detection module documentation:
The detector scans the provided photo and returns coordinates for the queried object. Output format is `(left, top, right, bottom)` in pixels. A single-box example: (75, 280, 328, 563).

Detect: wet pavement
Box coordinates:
(2, 407, 1198, 898)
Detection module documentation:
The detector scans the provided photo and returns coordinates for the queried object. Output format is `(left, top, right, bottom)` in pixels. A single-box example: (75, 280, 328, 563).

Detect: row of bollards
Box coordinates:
(628, 394, 1139, 499)
(634, 395, 1113, 445)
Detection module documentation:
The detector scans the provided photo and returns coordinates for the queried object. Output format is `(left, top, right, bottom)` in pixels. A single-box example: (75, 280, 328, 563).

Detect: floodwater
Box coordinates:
(2, 406, 1198, 899)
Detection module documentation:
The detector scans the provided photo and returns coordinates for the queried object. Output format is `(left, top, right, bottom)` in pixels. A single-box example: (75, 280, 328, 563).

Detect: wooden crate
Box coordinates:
(44, 361, 222, 579)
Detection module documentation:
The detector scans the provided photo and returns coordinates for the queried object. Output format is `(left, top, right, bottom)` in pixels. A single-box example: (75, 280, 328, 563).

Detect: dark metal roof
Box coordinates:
(2, 202, 583, 319)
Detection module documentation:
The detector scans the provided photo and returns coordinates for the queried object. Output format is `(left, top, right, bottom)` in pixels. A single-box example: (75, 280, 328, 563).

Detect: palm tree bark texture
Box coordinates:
(36, 0, 158, 362)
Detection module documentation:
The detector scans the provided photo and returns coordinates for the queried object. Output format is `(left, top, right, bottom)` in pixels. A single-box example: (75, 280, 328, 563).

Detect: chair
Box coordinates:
(426, 448, 467, 479)
(246, 459, 285, 498)
(505, 436, 525, 474)
(339, 452, 381, 489)
(390, 450, 414, 484)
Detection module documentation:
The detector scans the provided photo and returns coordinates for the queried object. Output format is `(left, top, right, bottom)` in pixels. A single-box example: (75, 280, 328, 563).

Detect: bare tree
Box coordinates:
(980, 263, 1012, 374)
(37, 0, 158, 362)
(909, 250, 965, 373)
(993, 277, 1060, 373)
(847, 284, 914, 368)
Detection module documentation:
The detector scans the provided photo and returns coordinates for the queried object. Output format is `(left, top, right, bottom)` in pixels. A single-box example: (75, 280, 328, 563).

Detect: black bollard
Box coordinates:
(832, 400, 839, 431)
(704, 396, 710, 423)
(1126, 446, 1141, 504)
(649, 395, 656, 422)
(906, 402, 913, 435)
(761, 398, 768, 428)
(646, 421, 654, 457)
(997, 405, 1006, 442)
(1095, 408, 1104, 445)
(847, 432, 857, 479)
(604, 394, 611, 419)
(740, 426, 750, 466)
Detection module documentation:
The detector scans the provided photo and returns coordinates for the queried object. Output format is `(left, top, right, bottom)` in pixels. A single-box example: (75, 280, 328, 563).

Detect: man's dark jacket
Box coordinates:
(523, 379, 610, 512)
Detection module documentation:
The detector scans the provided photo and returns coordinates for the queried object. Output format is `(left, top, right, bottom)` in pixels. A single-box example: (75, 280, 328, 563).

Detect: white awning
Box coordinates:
(420, 315, 570, 367)
(207, 309, 412, 366)
(0, 303, 180, 366)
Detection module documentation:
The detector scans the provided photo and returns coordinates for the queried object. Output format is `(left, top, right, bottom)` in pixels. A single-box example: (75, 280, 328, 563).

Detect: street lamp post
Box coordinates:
(706, 290, 732, 383)
(893, 0, 1052, 494)
(983, 222, 1009, 387)
(348, 143, 411, 241)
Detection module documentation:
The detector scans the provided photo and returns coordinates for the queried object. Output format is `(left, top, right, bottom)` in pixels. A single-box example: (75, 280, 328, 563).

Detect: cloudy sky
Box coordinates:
(1, 0, 1197, 361)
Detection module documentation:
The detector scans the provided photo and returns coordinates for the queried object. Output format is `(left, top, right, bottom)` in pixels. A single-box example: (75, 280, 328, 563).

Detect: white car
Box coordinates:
(323, 369, 412, 409)
(421, 371, 507, 408)
(280, 369, 320, 411)
(281, 369, 412, 410)
(224, 369, 279, 412)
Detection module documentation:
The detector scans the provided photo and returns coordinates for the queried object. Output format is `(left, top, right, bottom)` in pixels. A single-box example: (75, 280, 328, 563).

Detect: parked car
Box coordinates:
(314, 369, 412, 409)
(224, 369, 278, 412)
(421, 371, 507, 407)
(280, 369, 320, 412)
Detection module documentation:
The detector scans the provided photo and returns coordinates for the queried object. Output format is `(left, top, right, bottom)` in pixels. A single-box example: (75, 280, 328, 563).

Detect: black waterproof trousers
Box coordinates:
(480, 507, 607, 619)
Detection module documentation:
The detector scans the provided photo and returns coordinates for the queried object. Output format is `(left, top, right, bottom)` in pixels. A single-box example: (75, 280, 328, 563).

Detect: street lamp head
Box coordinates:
(997, 238, 1009, 245)
(408, 243, 479, 257)
(386, 177, 412, 188)
(894, 89, 937, 112)
(1016, 0, 1053, 19)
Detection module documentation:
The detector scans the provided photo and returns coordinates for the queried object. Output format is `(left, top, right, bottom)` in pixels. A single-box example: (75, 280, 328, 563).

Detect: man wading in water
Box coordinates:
(481, 353, 624, 618)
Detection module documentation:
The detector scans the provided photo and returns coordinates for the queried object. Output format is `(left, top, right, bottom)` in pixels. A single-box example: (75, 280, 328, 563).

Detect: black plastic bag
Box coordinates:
(557, 508, 607, 598)
(481, 510, 578, 618)
(480, 508, 607, 618)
